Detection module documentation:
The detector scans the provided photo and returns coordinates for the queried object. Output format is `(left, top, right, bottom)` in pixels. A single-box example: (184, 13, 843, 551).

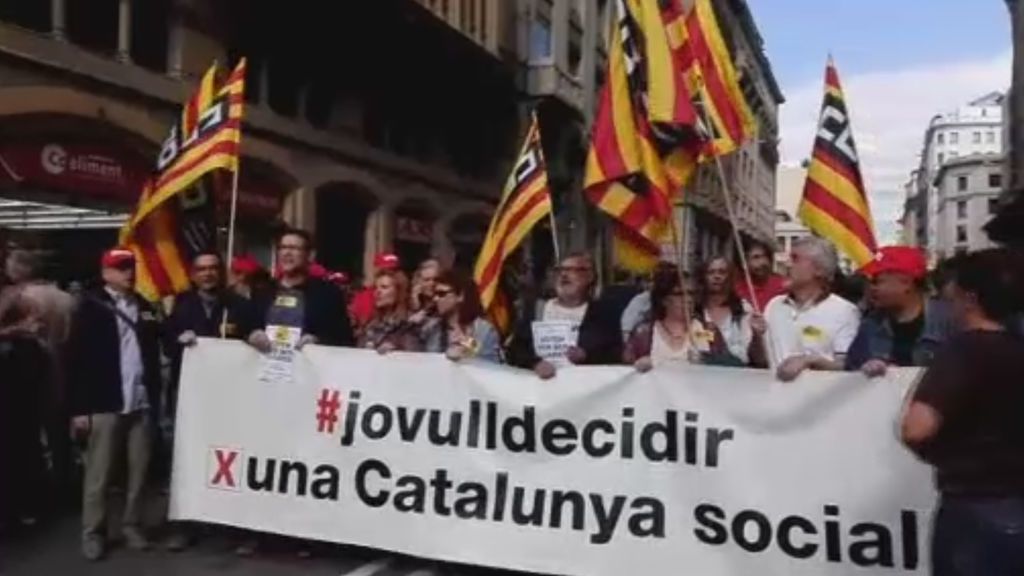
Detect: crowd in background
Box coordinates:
(1, 227, 1022, 574)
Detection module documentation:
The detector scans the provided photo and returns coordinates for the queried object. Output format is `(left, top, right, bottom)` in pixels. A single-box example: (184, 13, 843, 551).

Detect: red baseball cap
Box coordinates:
(231, 255, 262, 275)
(373, 252, 401, 271)
(101, 247, 135, 269)
(860, 246, 927, 280)
(309, 263, 328, 279)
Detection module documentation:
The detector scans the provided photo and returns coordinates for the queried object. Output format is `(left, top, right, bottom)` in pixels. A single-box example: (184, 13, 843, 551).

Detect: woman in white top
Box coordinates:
(624, 266, 735, 371)
(694, 256, 768, 368)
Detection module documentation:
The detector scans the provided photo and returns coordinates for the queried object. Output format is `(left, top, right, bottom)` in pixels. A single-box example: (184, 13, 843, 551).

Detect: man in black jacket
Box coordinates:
(68, 248, 162, 560)
(508, 252, 622, 378)
(249, 228, 354, 351)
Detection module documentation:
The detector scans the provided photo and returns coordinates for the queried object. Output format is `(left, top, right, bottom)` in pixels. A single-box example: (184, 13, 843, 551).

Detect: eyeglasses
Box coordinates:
(277, 243, 306, 252)
(433, 288, 455, 298)
(556, 266, 591, 274)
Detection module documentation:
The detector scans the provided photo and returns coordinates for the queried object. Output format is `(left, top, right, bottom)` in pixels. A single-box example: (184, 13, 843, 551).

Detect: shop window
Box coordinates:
(393, 201, 437, 274)
(315, 183, 378, 279)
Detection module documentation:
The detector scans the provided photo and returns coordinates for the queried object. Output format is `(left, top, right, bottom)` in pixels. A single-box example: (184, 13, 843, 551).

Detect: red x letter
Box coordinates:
(211, 449, 238, 487)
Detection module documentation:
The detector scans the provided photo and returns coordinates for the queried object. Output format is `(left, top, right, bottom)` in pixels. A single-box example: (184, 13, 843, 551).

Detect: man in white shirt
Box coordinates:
(764, 237, 861, 382)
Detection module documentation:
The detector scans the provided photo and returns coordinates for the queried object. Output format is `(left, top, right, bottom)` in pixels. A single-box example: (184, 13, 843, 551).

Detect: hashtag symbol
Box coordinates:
(315, 388, 341, 435)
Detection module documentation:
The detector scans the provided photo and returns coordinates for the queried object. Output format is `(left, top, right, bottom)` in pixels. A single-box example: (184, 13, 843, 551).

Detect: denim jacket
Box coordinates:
(422, 316, 503, 363)
(845, 299, 955, 370)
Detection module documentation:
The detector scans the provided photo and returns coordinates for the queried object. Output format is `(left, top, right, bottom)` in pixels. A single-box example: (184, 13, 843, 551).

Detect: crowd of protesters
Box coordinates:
(1, 226, 1022, 574)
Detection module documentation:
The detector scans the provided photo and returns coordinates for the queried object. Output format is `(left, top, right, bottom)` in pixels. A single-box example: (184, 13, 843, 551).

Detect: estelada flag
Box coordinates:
(668, 0, 757, 157)
(474, 112, 552, 335)
(798, 57, 877, 267)
(584, 0, 703, 272)
(120, 59, 246, 301)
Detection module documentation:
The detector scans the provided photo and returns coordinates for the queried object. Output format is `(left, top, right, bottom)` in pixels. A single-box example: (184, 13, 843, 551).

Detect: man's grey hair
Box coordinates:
(793, 236, 838, 282)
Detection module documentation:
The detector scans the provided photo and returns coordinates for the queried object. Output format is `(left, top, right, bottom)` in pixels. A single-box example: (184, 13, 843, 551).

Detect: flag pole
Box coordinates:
(667, 208, 696, 349)
(220, 161, 242, 339)
(547, 207, 562, 263)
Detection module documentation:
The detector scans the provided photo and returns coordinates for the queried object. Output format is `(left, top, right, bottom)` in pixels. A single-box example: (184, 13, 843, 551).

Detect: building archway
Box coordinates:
(448, 212, 490, 271)
(314, 182, 379, 280)
(393, 197, 437, 272)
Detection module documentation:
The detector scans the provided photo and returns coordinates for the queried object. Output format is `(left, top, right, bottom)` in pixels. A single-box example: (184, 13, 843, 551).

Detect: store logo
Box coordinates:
(40, 144, 68, 175)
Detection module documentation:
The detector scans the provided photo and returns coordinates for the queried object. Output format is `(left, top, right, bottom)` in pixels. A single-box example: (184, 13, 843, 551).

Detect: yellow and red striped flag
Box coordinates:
(669, 0, 757, 157)
(798, 58, 877, 267)
(120, 59, 246, 300)
(473, 113, 553, 335)
(584, 0, 703, 272)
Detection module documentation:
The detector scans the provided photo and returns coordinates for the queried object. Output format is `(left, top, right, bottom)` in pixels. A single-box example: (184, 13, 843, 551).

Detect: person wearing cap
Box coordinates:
(845, 246, 955, 376)
(67, 247, 163, 560)
(250, 228, 354, 351)
(349, 252, 401, 330)
(229, 254, 262, 299)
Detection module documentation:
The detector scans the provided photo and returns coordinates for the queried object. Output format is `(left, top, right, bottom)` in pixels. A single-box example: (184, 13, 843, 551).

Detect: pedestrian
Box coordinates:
(623, 266, 727, 371)
(228, 254, 264, 300)
(734, 240, 787, 311)
(846, 246, 956, 375)
(763, 237, 860, 381)
(349, 252, 402, 330)
(694, 256, 768, 368)
(249, 228, 355, 352)
(411, 257, 441, 312)
(422, 269, 502, 363)
(508, 252, 621, 379)
(620, 261, 675, 343)
(901, 248, 1024, 576)
(67, 248, 163, 560)
(358, 268, 423, 352)
(162, 250, 256, 552)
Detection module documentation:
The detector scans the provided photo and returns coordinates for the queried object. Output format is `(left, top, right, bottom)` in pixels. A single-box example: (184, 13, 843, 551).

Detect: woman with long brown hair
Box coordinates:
(422, 269, 502, 363)
(694, 255, 768, 368)
(357, 269, 422, 353)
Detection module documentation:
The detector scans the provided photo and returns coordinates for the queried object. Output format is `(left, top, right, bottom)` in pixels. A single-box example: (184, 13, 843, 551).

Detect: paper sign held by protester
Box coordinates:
(257, 324, 301, 384)
(531, 320, 579, 366)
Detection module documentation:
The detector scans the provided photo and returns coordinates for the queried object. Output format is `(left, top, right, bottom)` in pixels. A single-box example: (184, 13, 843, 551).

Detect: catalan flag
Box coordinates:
(474, 113, 552, 335)
(121, 59, 246, 300)
(798, 58, 877, 267)
(585, 0, 703, 271)
(668, 0, 757, 157)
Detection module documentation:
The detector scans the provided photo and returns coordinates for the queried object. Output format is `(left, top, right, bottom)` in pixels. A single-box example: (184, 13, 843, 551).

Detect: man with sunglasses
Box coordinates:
(509, 253, 621, 379)
(67, 248, 163, 560)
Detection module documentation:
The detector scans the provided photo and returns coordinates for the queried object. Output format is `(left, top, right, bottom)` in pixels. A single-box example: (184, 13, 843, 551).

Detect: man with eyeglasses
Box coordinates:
(509, 253, 621, 379)
(161, 250, 256, 551)
(249, 228, 354, 352)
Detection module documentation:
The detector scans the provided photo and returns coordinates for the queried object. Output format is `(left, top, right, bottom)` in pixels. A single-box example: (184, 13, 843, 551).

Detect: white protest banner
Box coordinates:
(170, 339, 936, 576)
(530, 320, 578, 366)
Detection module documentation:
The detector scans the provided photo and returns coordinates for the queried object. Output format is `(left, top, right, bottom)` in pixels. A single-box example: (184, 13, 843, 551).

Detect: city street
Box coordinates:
(0, 517, 522, 576)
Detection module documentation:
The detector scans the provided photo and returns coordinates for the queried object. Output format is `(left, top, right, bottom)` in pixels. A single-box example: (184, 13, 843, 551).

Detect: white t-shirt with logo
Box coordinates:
(763, 293, 860, 366)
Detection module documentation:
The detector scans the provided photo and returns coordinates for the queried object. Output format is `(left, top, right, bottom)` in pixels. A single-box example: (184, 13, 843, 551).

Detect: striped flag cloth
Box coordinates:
(473, 113, 553, 335)
(668, 0, 757, 157)
(798, 58, 877, 267)
(120, 59, 246, 301)
(584, 0, 703, 272)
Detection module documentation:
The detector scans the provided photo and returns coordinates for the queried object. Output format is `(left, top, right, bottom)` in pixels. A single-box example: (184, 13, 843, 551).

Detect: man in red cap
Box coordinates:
(846, 246, 956, 375)
(348, 252, 401, 330)
(66, 247, 163, 560)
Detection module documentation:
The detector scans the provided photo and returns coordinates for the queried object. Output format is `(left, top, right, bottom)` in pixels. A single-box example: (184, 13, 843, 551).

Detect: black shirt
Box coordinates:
(912, 330, 1024, 496)
(890, 313, 925, 367)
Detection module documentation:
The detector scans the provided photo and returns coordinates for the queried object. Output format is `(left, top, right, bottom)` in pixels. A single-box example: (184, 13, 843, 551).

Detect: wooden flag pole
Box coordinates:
(548, 206, 562, 264)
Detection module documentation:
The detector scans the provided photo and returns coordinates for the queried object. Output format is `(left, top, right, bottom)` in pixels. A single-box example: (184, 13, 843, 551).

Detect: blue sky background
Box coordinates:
(746, 0, 1012, 242)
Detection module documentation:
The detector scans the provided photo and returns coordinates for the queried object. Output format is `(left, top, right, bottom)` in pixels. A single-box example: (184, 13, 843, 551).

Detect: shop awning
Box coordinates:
(0, 198, 127, 230)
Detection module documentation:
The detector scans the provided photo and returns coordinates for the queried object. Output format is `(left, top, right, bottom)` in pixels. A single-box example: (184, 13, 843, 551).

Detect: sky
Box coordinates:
(746, 0, 1012, 243)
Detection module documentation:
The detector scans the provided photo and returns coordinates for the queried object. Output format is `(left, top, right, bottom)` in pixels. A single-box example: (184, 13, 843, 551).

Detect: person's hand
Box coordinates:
(296, 334, 318, 350)
(71, 416, 91, 438)
(408, 309, 429, 325)
(376, 341, 396, 355)
(634, 356, 653, 373)
(445, 344, 469, 362)
(177, 330, 198, 347)
(861, 359, 888, 378)
(534, 360, 556, 380)
(566, 346, 586, 365)
(750, 313, 767, 337)
(247, 330, 272, 354)
(776, 355, 810, 382)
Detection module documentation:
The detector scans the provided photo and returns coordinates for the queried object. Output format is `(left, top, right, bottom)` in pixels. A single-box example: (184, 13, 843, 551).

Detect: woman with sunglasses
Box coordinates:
(357, 269, 423, 353)
(623, 265, 733, 372)
(695, 256, 768, 368)
(422, 269, 502, 363)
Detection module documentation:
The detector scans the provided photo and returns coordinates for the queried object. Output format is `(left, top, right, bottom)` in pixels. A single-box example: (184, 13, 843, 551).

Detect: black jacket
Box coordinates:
(508, 298, 623, 369)
(67, 288, 162, 417)
(165, 288, 256, 383)
(253, 277, 354, 347)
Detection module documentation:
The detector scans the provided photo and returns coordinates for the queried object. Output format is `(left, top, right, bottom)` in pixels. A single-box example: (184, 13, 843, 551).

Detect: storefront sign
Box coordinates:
(395, 216, 434, 243)
(0, 141, 148, 204)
